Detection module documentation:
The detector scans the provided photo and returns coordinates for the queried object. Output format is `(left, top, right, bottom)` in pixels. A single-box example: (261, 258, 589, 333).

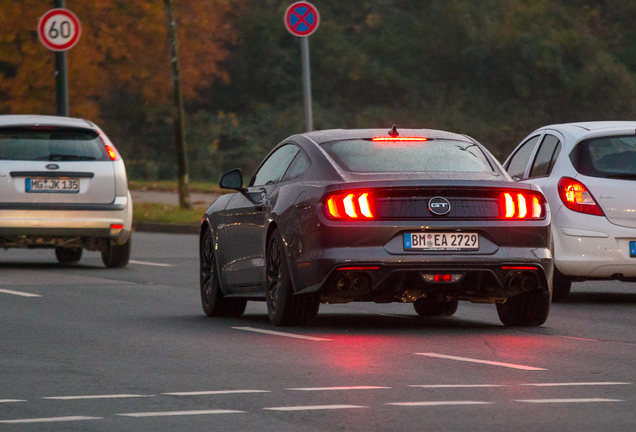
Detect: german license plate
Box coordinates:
(404, 232, 479, 251)
(26, 178, 80, 193)
(630, 241, 636, 257)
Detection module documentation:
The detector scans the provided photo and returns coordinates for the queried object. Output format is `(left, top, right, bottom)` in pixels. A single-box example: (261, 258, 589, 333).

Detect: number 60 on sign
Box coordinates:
(38, 8, 82, 52)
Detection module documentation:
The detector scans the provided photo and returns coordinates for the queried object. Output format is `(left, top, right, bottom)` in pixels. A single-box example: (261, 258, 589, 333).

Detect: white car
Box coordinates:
(504, 121, 636, 300)
(0, 115, 132, 267)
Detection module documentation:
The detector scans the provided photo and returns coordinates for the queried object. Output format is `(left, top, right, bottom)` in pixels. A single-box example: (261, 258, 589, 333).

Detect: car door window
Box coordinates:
(283, 150, 311, 181)
(529, 134, 562, 178)
(251, 144, 299, 186)
(506, 135, 540, 180)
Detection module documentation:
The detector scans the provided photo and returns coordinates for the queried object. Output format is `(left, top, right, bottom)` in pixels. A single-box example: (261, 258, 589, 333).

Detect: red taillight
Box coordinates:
(371, 137, 429, 142)
(499, 191, 545, 219)
(104, 144, 119, 161)
(110, 224, 124, 230)
(324, 191, 376, 220)
(502, 266, 537, 270)
(338, 266, 380, 271)
(434, 274, 452, 282)
(557, 177, 604, 216)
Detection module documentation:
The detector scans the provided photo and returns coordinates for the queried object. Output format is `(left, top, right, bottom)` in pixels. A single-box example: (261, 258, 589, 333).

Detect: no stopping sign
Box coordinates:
(284, 2, 320, 37)
(38, 9, 82, 52)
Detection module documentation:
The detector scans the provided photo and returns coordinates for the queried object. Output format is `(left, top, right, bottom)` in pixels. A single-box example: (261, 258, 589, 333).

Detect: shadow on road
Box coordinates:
(562, 291, 636, 305)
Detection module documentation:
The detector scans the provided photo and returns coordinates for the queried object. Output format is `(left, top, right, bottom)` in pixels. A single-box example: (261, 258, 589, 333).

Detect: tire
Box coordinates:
(413, 298, 459, 317)
(55, 247, 82, 265)
(200, 227, 246, 318)
(266, 229, 319, 326)
(496, 283, 551, 327)
(551, 267, 572, 302)
(101, 237, 131, 268)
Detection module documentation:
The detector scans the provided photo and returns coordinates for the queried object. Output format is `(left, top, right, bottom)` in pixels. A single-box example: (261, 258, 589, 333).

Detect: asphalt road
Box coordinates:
(1, 232, 635, 431)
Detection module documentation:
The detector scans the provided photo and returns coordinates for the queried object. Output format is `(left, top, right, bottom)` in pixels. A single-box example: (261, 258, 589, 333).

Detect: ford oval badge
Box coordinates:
(45, 164, 60, 170)
(428, 196, 451, 215)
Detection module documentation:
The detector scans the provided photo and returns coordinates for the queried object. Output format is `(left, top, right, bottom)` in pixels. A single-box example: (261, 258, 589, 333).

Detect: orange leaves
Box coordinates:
(0, 0, 239, 120)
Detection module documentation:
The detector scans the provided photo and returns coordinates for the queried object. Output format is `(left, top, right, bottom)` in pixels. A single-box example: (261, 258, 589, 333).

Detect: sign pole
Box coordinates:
(53, 0, 69, 116)
(300, 37, 313, 132)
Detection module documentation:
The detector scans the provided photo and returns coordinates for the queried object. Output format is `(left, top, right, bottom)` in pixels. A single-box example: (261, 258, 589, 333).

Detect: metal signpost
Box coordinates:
(38, 1, 82, 116)
(284, 2, 320, 132)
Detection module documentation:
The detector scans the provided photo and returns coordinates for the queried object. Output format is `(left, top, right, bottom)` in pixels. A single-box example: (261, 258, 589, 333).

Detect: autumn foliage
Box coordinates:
(0, 0, 238, 120)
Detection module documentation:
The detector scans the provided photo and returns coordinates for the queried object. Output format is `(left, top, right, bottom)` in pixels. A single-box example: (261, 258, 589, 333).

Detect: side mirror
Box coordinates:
(219, 168, 244, 190)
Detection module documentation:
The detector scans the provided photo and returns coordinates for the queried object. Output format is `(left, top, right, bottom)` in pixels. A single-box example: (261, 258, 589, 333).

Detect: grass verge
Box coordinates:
(133, 202, 207, 225)
(128, 180, 223, 194)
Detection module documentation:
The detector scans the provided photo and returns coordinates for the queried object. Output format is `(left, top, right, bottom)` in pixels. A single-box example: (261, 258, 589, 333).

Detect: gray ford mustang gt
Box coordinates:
(200, 127, 553, 327)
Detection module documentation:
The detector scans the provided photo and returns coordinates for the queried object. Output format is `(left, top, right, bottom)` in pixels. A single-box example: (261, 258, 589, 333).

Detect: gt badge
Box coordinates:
(428, 196, 451, 215)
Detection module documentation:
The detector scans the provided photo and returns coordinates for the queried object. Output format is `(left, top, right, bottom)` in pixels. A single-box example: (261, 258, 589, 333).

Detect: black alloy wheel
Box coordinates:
(200, 227, 246, 317)
(496, 280, 551, 327)
(266, 229, 319, 326)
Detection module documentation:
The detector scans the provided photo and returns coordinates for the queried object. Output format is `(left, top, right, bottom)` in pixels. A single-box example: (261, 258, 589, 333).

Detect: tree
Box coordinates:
(0, 0, 239, 120)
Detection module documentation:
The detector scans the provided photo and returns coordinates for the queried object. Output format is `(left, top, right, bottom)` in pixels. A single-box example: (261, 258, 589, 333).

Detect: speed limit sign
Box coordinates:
(38, 9, 81, 52)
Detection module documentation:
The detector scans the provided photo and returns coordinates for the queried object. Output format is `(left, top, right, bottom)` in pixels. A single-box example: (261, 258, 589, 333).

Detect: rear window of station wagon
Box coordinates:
(0, 127, 107, 161)
(570, 135, 636, 179)
(321, 139, 494, 173)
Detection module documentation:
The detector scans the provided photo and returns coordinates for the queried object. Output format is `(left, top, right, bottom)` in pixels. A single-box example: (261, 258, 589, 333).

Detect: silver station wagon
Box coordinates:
(0, 115, 132, 267)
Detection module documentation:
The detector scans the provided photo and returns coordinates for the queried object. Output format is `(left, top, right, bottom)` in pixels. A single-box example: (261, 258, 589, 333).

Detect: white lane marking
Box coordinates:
(287, 386, 390, 391)
(129, 260, 175, 267)
(415, 353, 547, 371)
(521, 382, 631, 387)
(387, 401, 493, 407)
(232, 327, 331, 341)
(0, 399, 27, 403)
(0, 416, 101, 424)
(409, 385, 508, 388)
(555, 336, 598, 342)
(118, 410, 243, 417)
(263, 405, 367, 411)
(44, 394, 152, 400)
(162, 390, 270, 396)
(515, 398, 624, 404)
(0, 288, 41, 298)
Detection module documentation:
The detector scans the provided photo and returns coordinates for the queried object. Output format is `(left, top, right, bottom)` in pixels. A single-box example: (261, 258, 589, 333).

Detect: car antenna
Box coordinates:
(388, 124, 399, 137)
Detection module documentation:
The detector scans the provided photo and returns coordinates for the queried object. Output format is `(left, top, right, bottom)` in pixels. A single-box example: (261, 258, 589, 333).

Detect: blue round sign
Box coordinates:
(284, 2, 320, 37)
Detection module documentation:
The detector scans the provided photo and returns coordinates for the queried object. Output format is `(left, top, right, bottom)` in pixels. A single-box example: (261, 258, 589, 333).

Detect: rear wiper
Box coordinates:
(47, 154, 96, 161)
(605, 173, 636, 180)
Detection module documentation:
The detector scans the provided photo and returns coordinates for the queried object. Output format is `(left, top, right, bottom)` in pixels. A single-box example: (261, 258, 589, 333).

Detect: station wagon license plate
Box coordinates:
(26, 178, 80, 193)
(404, 232, 479, 251)
(630, 241, 636, 258)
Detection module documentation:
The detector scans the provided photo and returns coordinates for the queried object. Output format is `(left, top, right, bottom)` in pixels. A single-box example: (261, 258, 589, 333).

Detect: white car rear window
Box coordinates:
(0, 127, 106, 161)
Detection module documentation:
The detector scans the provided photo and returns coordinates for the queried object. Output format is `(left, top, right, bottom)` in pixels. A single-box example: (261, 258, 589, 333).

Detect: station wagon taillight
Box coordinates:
(558, 177, 604, 216)
(324, 191, 376, 220)
(499, 192, 545, 219)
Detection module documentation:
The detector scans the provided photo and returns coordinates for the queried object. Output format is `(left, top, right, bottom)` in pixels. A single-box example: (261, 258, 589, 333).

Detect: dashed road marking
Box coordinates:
(415, 353, 547, 371)
(409, 385, 508, 388)
(44, 394, 152, 400)
(0, 399, 27, 403)
(263, 405, 368, 411)
(0, 288, 41, 298)
(232, 326, 331, 341)
(287, 386, 390, 391)
(521, 382, 631, 387)
(0, 416, 102, 424)
(129, 260, 175, 267)
(162, 390, 270, 396)
(118, 410, 244, 417)
(515, 398, 624, 404)
(387, 401, 493, 407)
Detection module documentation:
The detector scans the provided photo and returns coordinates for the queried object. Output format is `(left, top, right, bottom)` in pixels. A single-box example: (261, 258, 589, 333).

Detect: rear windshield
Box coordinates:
(570, 135, 636, 179)
(321, 139, 494, 173)
(0, 127, 106, 161)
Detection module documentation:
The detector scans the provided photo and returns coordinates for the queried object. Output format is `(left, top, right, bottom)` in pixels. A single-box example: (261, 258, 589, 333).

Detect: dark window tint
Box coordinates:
(252, 144, 299, 186)
(283, 150, 311, 181)
(0, 127, 106, 161)
(529, 134, 561, 178)
(570, 135, 636, 179)
(320, 139, 493, 173)
(506, 135, 540, 180)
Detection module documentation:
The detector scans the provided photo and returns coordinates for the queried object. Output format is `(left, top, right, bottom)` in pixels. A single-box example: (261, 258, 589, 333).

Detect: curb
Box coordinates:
(132, 222, 199, 235)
